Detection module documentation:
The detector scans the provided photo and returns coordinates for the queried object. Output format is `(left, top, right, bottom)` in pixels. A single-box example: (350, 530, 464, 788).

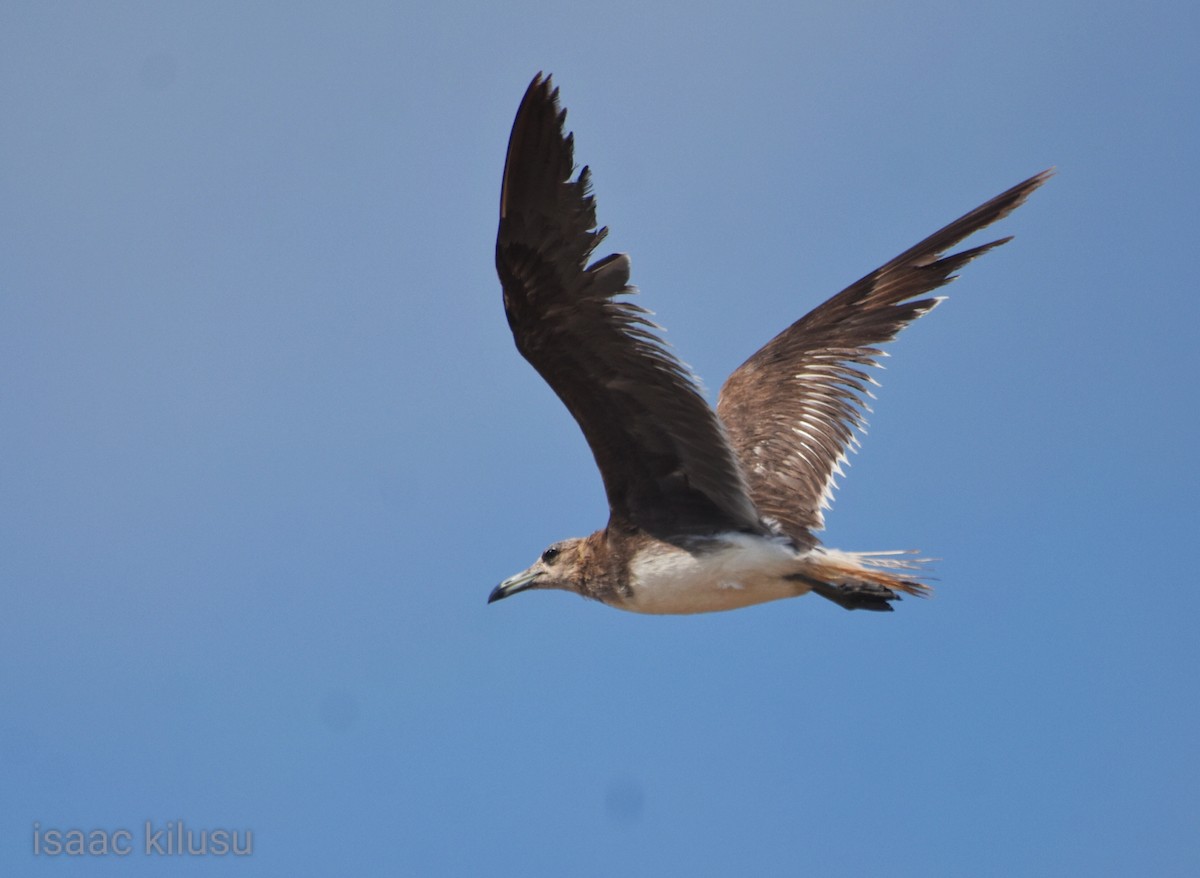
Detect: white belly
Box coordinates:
(622, 533, 809, 615)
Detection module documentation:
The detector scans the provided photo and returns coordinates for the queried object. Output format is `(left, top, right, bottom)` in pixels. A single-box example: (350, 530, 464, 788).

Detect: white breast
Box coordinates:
(624, 533, 808, 615)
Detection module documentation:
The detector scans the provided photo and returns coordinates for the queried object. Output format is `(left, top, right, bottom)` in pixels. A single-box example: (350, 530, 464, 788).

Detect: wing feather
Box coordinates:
(497, 74, 763, 537)
(717, 171, 1050, 545)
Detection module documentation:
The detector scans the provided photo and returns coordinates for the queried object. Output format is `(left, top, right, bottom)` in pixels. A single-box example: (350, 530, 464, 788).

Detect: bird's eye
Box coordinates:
(541, 546, 560, 564)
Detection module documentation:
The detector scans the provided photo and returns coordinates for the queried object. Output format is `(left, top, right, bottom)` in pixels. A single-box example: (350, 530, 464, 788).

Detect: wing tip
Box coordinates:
(981, 168, 1054, 229)
(500, 72, 572, 221)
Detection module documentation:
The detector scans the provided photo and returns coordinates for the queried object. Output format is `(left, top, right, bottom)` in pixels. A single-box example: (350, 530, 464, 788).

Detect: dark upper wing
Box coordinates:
(497, 74, 762, 538)
(716, 171, 1051, 545)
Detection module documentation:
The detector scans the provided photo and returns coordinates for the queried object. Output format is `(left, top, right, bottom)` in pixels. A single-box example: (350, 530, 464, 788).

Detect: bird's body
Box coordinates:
(489, 73, 1047, 615)
(624, 533, 804, 615)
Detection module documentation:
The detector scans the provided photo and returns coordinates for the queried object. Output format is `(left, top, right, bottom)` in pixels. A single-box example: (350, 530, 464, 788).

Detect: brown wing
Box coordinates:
(497, 74, 763, 538)
(717, 170, 1051, 546)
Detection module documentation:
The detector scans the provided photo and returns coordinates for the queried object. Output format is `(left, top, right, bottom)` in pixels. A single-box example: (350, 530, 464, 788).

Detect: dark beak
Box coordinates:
(488, 569, 540, 604)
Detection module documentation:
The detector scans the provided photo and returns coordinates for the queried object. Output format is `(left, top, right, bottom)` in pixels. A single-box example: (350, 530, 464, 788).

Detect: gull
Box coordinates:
(489, 73, 1048, 614)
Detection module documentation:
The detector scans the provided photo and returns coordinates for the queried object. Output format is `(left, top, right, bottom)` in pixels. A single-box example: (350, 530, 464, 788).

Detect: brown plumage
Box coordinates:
(497, 74, 763, 541)
(717, 175, 1049, 546)
(491, 73, 1048, 614)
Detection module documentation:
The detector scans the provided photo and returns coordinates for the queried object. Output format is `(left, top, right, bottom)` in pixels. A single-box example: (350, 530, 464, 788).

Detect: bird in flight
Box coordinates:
(490, 73, 1048, 614)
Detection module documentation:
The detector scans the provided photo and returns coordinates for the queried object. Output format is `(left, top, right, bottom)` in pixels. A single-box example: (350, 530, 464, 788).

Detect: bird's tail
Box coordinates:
(792, 548, 932, 612)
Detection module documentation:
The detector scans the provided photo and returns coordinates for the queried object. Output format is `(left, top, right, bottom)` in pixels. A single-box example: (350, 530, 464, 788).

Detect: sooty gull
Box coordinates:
(489, 73, 1048, 614)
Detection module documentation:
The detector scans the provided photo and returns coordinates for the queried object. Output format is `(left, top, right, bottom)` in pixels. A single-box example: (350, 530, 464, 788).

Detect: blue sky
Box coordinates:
(2, 1, 1197, 875)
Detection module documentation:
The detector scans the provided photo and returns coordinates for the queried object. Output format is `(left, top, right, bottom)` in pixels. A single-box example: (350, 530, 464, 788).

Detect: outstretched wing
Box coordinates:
(717, 171, 1050, 546)
(497, 74, 763, 538)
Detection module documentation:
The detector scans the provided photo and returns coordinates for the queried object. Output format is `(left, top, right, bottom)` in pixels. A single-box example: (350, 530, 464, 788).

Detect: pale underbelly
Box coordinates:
(617, 536, 811, 615)
(620, 578, 805, 614)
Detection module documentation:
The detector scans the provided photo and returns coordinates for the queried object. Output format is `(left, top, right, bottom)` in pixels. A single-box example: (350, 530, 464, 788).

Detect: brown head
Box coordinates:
(489, 537, 590, 604)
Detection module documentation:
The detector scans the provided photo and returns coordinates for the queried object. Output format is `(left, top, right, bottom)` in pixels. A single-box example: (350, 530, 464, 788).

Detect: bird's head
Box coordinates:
(489, 537, 588, 604)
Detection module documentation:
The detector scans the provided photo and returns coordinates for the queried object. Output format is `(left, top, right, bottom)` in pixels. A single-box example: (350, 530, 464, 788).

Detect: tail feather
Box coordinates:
(793, 549, 932, 612)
